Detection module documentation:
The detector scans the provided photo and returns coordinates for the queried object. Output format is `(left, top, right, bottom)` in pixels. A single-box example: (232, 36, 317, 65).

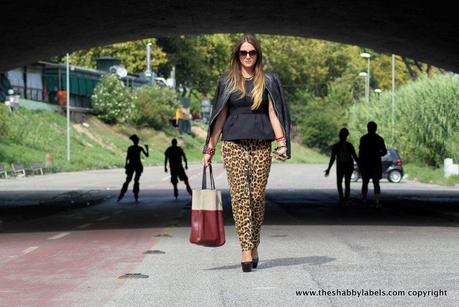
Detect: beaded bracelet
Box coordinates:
(274, 135, 285, 141)
(205, 146, 215, 156)
(202, 144, 214, 155)
(276, 138, 286, 147)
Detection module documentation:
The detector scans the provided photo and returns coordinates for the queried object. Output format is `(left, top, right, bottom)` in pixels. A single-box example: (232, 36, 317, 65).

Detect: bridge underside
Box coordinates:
(0, 1, 458, 72)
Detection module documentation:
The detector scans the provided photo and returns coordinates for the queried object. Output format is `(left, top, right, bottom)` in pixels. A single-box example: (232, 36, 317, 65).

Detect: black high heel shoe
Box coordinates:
(252, 257, 259, 269)
(241, 261, 252, 272)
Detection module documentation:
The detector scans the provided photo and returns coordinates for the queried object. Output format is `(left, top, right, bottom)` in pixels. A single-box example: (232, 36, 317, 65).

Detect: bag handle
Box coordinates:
(202, 164, 216, 190)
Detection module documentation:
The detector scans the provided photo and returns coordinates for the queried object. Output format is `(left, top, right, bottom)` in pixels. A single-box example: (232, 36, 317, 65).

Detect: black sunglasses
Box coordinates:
(239, 50, 258, 57)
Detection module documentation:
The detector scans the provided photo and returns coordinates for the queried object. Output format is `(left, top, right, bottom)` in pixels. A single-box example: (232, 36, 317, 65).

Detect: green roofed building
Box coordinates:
(2, 58, 153, 112)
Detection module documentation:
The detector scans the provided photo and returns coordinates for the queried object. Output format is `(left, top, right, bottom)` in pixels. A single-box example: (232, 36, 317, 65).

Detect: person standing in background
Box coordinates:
(165, 138, 192, 199)
(359, 121, 387, 207)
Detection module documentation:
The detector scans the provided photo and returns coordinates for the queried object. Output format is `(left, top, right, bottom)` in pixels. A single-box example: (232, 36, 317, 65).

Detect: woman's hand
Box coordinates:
(202, 153, 213, 167)
(202, 145, 215, 167)
(273, 146, 288, 161)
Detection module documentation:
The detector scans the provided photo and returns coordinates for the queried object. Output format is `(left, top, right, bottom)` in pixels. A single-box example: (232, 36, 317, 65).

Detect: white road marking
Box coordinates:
(22, 246, 39, 254)
(255, 287, 275, 290)
(96, 216, 110, 221)
(161, 176, 171, 181)
(48, 232, 71, 240)
(76, 223, 92, 229)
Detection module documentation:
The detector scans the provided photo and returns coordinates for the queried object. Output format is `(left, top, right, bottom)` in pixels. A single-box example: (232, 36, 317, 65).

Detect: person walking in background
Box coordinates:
(164, 138, 192, 199)
(202, 34, 291, 272)
(118, 134, 149, 202)
(359, 121, 387, 207)
(324, 128, 359, 206)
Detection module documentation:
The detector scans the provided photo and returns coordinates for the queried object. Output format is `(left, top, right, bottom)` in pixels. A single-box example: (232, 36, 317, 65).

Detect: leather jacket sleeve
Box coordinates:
(203, 76, 226, 153)
(269, 73, 291, 159)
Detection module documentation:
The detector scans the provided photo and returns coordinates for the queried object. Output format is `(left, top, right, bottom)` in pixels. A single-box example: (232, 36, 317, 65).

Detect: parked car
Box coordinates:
(351, 148, 404, 183)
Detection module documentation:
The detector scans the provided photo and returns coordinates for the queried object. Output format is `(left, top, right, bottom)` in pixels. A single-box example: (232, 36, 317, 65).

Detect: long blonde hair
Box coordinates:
(227, 34, 265, 110)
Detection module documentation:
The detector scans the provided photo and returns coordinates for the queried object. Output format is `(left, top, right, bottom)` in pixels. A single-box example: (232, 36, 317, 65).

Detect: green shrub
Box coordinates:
(131, 85, 177, 130)
(0, 105, 10, 138)
(294, 82, 354, 153)
(348, 74, 459, 167)
(91, 74, 135, 124)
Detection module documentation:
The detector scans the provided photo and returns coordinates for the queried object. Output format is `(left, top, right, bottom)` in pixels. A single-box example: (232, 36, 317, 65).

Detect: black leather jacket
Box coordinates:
(204, 72, 291, 159)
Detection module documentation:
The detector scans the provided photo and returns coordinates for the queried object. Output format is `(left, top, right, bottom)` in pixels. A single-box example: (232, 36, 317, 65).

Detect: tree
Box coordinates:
(401, 57, 442, 80)
(131, 85, 177, 129)
(0, 105, 10, 138)
(51, 39, 167, 73)
(156, 34, 236, 98)
(293, 81, 355, 152)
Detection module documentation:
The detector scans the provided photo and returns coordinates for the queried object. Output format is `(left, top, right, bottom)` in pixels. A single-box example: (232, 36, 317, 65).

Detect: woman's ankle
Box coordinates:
(241, 250, 252, 262)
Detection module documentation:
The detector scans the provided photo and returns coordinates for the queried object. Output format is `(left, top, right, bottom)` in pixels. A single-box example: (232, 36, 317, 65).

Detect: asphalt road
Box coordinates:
(0, 164, 458, 306)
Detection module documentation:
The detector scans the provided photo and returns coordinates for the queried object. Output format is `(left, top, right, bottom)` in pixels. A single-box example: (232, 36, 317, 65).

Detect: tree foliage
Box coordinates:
(0, 105, 10, 138)
(54, 33, 446, 162)
(294, 81, 356, 152)
(401, 57, 443, 80)
(131, 85, 178, 130)
(156, 35, 236, 97)
(54, 39, 167, 73)
(348, 74, 459, 167)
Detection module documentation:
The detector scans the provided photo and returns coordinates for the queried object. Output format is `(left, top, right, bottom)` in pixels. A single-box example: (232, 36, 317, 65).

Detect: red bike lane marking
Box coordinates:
(0, 233, 52, 266)
(0, 227, 167, 306)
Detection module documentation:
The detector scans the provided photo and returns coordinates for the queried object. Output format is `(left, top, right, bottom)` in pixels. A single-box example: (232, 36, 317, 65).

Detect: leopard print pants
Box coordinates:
(222, 140, 272, 251)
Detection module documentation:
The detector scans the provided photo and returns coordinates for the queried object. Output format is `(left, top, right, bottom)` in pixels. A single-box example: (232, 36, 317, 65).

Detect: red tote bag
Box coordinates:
(189, 165, 225, 247)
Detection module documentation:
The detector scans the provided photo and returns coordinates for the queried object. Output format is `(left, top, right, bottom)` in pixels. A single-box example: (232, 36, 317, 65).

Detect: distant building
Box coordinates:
(1, 57, 170, 112)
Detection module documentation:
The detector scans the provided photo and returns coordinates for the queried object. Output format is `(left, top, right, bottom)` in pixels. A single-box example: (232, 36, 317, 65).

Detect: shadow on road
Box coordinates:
(206, 256, 336, 271)
(1, 188, 458, 234)
(266, 189, 459, 227)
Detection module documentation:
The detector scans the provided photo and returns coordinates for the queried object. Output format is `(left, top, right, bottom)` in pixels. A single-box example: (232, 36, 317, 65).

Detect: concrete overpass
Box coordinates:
(0, 1, 458, 73)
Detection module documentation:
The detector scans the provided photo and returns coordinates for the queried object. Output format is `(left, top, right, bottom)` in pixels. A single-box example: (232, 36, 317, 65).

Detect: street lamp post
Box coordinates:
(360, 52, 371, 103)
(145, 43, 152, 85)
(358, 72, 367, 100)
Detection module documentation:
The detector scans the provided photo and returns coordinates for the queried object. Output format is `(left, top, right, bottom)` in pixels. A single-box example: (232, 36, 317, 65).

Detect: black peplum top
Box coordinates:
(222, 79, 274, 141)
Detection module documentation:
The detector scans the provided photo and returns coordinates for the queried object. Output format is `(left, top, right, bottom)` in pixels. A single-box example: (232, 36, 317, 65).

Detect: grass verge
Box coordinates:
(404, 163, 459, 186)
(0, 108, 327, 174)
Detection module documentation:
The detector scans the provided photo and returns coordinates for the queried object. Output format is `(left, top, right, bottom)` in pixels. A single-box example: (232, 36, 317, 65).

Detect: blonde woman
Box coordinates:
(202, 34, 291, 272)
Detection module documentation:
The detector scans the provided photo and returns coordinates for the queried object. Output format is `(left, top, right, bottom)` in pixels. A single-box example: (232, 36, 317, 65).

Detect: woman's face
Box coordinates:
(239, 42, 258, 70)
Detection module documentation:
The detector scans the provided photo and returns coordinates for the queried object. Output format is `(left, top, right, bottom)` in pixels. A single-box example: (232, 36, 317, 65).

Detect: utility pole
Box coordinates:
(66, 53, 71, 161)
(391, 54, 396, 143)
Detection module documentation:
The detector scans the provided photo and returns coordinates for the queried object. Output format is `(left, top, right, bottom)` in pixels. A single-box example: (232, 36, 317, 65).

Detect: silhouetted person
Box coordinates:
(164, 139, 192, 199)
(118, 134, 149, 202)
(359, 121, 387, 207)
(325, 128, 359, 206)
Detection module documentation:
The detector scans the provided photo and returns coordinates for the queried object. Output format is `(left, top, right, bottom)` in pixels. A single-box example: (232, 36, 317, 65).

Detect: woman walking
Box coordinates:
(202, 34, 291, 272)
(324, 128, 359, 206)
